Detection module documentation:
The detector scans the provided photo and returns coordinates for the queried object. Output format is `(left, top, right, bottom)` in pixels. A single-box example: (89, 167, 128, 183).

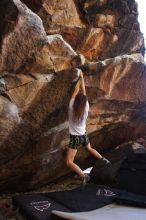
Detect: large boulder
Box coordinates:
(0, 0, 146, 192)
(90, 139, 146, 185)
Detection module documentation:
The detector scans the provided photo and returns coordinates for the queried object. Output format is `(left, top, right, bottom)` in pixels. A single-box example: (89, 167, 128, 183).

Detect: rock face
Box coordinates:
(0, 0, 146, 192)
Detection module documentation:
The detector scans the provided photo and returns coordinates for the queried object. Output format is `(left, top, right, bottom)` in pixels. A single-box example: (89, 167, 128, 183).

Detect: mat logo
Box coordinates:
(96, 188, 116, 197)
(30, 201, 51, 212)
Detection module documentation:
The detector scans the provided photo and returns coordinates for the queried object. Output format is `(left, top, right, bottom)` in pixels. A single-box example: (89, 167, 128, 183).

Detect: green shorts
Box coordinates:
(69, 133, 89, 149)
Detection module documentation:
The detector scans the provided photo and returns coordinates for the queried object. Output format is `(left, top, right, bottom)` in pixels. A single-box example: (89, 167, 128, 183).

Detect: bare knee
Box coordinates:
(66, 158, 73, 168)
(86, 143, 92, 151)
(86, 145, 97, 153)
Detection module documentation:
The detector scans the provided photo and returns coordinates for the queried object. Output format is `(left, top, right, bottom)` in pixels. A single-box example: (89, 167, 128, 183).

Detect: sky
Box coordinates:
(136, 0, 146, 53)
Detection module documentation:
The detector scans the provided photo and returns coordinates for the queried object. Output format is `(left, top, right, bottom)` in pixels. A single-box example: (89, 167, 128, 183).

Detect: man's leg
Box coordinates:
(66, 148, 84, 178)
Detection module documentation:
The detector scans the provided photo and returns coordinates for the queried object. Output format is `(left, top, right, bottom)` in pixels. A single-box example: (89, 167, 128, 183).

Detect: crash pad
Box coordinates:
(12, 193, 71, 220)
(12, 184, 118, 220)
(115, 153, 146, 195)
(52, 203, 146, 220)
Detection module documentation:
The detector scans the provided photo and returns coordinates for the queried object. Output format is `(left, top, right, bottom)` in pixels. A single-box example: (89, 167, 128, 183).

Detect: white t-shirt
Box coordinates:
(68, 98, 89, 135)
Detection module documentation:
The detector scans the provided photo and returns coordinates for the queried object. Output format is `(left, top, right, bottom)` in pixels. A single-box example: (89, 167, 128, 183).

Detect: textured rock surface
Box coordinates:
(34, 0, 144, 60)
(0, 0, 146, 192)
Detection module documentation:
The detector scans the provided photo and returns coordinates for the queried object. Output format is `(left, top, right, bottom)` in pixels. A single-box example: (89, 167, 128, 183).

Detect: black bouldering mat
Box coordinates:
(12, 184, 118, 220)
(12, 193, 71, 220)
(115, 190, 146, 208)
(115, 153, 146, 195)
(48, 184, 118, 212)
(12, 183, 146, 220)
